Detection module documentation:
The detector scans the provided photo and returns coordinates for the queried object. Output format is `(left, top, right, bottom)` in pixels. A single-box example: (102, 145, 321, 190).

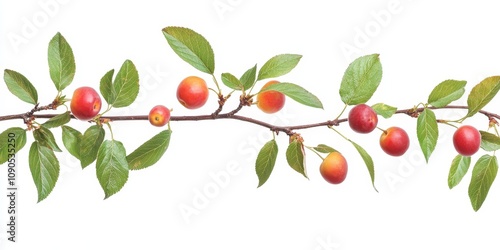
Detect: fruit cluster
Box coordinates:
(1, 27, 498, 212)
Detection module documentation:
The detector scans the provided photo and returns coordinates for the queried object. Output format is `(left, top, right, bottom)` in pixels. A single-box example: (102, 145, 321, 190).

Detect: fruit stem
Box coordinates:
(376, 127, 387, 134)
(305, 146, 325, 161)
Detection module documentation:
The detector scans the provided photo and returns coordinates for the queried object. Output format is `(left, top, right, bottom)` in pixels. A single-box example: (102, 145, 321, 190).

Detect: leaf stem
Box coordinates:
(334, 104, 348, 121)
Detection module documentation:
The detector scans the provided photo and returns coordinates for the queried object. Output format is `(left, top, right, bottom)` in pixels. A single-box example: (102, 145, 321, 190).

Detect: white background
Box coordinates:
(1, 0, 500, 249)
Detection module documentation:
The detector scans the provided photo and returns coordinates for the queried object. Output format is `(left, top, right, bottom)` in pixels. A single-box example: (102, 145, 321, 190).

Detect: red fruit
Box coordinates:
(380, 127, 410, 156)
(348, 104, 378, 133)
(149, 105, 171, 127)
(257, 80, 286, 114)
(177, 76, 209, 109)
(70, 86, 102, 121)
(320, 151, 348, 184)
(453, 125, 481, 156)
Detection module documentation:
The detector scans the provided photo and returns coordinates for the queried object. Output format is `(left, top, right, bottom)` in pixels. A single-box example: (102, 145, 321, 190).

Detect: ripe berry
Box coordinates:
(149, 105, 171, 127)
(453, 125, 481, 156)
(320, 151, 348, 184)
(177, 76, 209, 109)
(380, 126, 410, 156)
(348, 104, 378, 133)
(257, 80, 286, 114)
(70, 86, 102, 121)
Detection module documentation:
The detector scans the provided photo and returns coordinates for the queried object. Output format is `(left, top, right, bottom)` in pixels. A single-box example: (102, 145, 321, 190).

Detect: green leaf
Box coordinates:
(466, 76, 500, 118)
(257, 54, 302, 80)
(111, 60, 139, 108)
(127, 130, 172, 170)
(96, 140, 129, 199)
(80, 125, 105, 168)
(48, 32, 76, 91)
(448, 155, 471, 189)
(162, 26, 215, 74)
(221, 72, 243, 90)
(43, 111, 71, 128)
(468, 155, 498, 211)
(313, 144, 337, 154)
(339, 54, 382, 105)
(255, 139, 279, 187)
(371, 103, 397, 118)
(61, 125, 82, 160)
(0, 127, 27, 164)
(33, 125, 62, 152)
(350, 140, 377, 192)
(286, 140, 307, 178)
(427, 79, 466, 108)
(99, 69, 114, 104)
(4, 69, 38, 104)
(260, 82, 323, 109)
(416, 109, 438, 163)
(240, 64, 257, 90)
(480, 131, 500, 152)
(29, 141, 59, 202)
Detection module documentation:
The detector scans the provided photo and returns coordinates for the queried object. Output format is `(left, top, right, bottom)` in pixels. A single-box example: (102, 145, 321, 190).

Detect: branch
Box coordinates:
(1, 104, 497, 136)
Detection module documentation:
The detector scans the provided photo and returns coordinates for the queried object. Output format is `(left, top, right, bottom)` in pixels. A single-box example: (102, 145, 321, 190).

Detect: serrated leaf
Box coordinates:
(0, 127, 27, 164)
(221, 72, 243, 90)
(313, 144, 337, 154)
(61, 125, 82, 160)
(127, 130, 171, 170)
(416, 109, 438, 163)
(448, 155, 471, 189)
(29, 141, 59, 202)
(162, 26, 215, 74)
(286, 140, 307, 178)
(257, 54, 302, 80)
(260, 82, 323, 109)
(468, 154, 498, 211)
(339, 54, 382, 105)
(99, 69, 114, 104)
(480, 131, 500, 152)
(427, 79, 466, 108)
(33, 125, 62, 152)
(111, 60, 139, 108)
(350, 140, 377, 192)
(255, 139, 278, 187)
(371, 103, 397, 118)
(4, 69, 38, 104)
(96, 140, 129, 199)
(43, 111, 71, 128)
(48, 32, 75, 91)
(240, 64, 257, 90)
(80, 125, 105, 168)
(467, 76, 500, 118)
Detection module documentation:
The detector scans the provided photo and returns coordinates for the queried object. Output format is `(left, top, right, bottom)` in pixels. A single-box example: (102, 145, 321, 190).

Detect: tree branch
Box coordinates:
(0, 105, 497, 136)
